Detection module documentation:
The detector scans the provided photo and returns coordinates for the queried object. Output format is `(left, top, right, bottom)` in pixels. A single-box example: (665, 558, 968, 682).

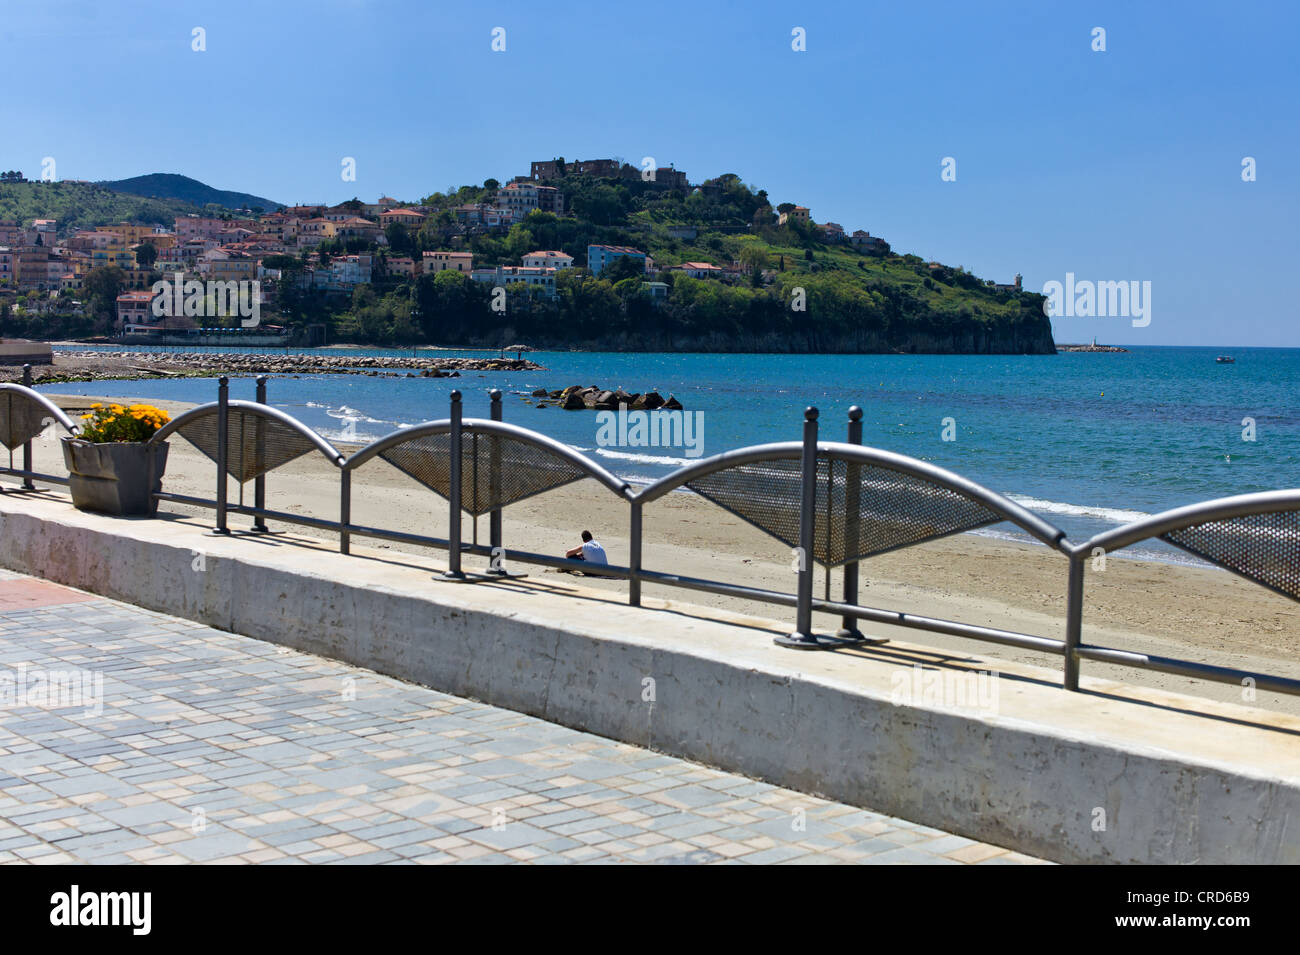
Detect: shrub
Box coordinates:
(78, 403, 171, 442)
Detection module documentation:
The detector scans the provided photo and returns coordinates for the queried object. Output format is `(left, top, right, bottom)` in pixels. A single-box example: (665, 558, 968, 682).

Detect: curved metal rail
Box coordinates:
(1062, 488, 1300, 693)
(150, 400, 346, 465)
(1075, 489, 1300, 559)
(0, 382, 80, 490)
(12, 373, 1296, 713)
(634, 442, 803, 503)
(818, 442, 1069, 552)
(344, 417, 632, 499)
(0, 384, 80, 437)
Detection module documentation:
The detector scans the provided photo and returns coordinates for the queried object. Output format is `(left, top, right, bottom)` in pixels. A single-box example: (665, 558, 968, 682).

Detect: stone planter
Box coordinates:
(61, 438, 169, 516)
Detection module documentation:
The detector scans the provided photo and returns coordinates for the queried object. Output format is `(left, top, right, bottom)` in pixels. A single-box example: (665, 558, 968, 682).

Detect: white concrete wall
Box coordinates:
(2, 494, 1298, 864)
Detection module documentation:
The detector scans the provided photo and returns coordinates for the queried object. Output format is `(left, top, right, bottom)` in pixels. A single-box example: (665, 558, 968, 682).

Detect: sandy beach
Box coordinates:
(18, 391, 1300, 716)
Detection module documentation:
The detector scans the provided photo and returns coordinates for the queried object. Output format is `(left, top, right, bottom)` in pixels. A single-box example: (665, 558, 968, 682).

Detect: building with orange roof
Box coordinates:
(379, 208, 426, 228)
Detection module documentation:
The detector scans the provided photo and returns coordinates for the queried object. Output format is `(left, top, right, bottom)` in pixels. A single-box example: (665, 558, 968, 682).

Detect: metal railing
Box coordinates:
(4, 376, 1300, 703)
(0, 365, 80, 490)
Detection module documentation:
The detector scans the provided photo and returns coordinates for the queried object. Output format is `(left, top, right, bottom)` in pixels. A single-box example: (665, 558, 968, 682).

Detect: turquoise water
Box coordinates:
(43, 345, 1300, 560)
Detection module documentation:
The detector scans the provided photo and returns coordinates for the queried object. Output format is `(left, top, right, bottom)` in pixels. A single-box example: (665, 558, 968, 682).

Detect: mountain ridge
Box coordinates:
(96, 173, 283, 212)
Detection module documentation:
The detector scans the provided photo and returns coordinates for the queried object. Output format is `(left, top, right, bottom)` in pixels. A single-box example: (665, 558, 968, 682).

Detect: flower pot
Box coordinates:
(61, 438, 168, 516)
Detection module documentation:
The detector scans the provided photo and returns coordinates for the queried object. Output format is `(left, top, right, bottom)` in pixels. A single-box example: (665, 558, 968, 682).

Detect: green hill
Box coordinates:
(98, 173, 283, 212)
(383, 171, 1055, 354)
(0, 181, 205, 234)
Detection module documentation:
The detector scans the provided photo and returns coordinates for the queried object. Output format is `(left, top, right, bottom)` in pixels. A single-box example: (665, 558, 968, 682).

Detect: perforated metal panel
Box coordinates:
(830, 458, 1002, 565)
(687, 457, 806, 555)
(176, 410, 319, 483)
(379, 432, 452, 501)
(379, 430, 589, 516)
(686, 454, 1002, 567)
(1163, 510, 1300, 602)
(0, 391, 53, 451)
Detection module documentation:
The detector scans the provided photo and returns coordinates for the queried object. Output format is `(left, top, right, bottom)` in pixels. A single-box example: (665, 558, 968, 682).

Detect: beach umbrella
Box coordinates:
(502, 343, 534, 359)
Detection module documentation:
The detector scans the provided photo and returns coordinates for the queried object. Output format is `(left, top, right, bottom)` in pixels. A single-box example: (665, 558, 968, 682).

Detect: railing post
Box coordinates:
(1064, 551, 1085, 690)
(838, 405, 865, 639)
(20, 364, 35, 489)
(629, 499, 642, 606)
(486, 389, 505, 575)
(252, 375, 268, 531)
(340, 468, 351, 554)
(443, 389, 466, 579)
(776, 407, 822, 648)
(214, 376, 230, 534)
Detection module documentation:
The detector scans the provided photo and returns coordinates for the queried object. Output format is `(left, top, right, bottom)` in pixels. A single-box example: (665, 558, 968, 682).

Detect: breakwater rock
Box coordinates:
(523, 385, 684, 411)
(22, 350, 542, 385)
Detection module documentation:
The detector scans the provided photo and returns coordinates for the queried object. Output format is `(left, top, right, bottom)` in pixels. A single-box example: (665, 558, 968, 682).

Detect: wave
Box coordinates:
(970, 527, 1212, 569)
(592, 447, 702, 467)
(325, 404, 398, 426)
(1007, 494, 1150, 525)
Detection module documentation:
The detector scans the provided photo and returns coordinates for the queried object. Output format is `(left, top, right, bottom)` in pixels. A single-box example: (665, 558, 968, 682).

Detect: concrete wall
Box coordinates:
(2, 493, 1298, 864)
(0, 340, 54, 364)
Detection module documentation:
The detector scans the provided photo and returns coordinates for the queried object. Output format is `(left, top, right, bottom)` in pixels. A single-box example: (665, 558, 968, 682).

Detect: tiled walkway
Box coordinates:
(0, 570, 1044, 864)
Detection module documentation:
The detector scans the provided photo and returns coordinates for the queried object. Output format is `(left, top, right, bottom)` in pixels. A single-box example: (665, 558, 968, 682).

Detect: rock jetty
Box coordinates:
(9, 349, 542, 385)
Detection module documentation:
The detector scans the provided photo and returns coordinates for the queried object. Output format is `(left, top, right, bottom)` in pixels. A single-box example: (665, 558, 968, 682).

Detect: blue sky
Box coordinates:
(4, 0, 1297, 346)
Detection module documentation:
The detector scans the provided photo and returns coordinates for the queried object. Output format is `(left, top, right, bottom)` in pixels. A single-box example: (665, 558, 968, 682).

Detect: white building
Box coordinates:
(521, 250, 573, 271)
(470, 265, 557, 299)
(497, 182, 539, 218)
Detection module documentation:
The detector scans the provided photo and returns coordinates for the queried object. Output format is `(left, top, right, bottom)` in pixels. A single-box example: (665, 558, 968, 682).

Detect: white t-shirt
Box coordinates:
(581, 540, 608, 565)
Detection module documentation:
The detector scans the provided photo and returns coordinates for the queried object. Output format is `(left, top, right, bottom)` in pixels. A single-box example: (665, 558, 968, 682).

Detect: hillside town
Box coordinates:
(0, 157, 894, 338)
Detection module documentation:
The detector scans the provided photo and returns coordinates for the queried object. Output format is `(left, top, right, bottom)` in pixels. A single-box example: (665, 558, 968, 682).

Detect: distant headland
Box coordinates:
(1, 159, 1055, 355)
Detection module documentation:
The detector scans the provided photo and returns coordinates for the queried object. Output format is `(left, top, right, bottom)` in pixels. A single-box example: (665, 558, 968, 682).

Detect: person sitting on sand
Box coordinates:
(565, 530, 608, 567)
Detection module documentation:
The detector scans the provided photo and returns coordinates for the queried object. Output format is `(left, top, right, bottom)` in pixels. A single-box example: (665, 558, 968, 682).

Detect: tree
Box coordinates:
(571, 185, 623, 225)
(384, 222, 412, 255)
(82, 266, 126, 332)
(504, 224, 535, 261)
(132, 243, 157, 269)
(603, 255, 645, 283)
(738, 242, 768, 287)
(777, 202, 796, 215)
(484, 178, 500, 192)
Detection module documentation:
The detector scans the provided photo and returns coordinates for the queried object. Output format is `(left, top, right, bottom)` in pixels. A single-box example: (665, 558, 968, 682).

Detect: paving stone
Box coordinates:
(0, 573, 1043, 866)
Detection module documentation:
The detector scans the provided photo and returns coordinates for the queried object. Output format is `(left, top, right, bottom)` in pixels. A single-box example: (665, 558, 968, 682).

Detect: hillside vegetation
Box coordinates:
(98, 173, 283, 212)
(0, 181, 205, 233)
(312, 171, 1055, 353)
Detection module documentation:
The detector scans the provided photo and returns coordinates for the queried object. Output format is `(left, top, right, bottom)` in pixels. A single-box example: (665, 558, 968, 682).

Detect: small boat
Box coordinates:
(1215, 355, 1235, 364)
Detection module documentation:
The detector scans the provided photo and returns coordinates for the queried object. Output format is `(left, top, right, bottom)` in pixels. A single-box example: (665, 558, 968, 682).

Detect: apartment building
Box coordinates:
(586, 244, 646, 276)
(422, 251, 473, 274)
(470, 266, 557, 299)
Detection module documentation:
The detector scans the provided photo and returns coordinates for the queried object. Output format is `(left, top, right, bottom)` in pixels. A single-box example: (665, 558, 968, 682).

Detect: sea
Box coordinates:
(42, 344, 1300, 566)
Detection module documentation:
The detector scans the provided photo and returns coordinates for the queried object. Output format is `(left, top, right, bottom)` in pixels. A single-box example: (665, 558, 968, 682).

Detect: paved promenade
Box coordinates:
(0, 570, 1043, 865)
